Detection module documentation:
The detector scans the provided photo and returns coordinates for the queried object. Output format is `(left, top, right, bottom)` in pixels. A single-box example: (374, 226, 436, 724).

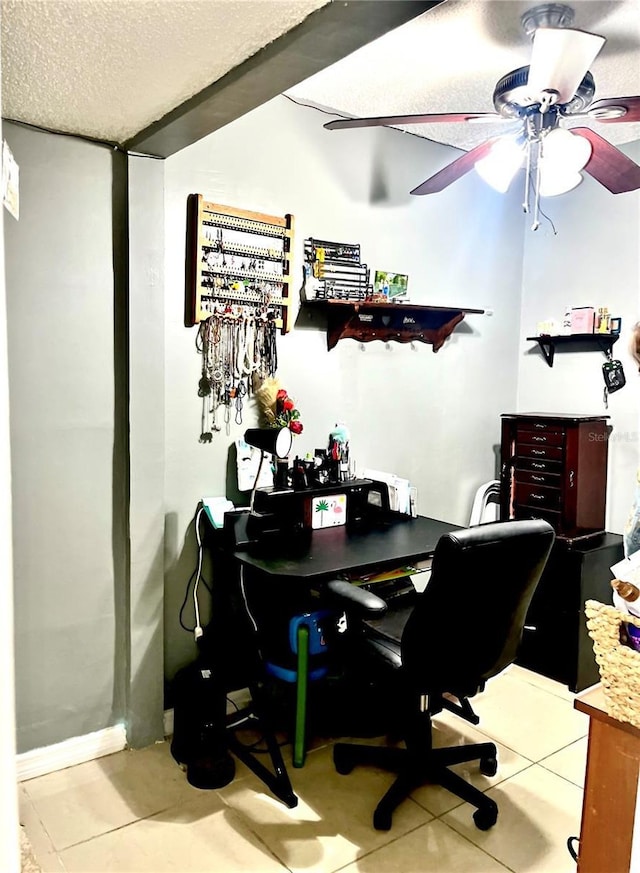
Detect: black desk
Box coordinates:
(234, 514, 461, 579)
(209, 511, 461, 799)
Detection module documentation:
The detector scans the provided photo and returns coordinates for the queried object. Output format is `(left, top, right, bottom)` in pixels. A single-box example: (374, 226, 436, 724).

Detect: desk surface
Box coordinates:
(234, 514, 461, 579)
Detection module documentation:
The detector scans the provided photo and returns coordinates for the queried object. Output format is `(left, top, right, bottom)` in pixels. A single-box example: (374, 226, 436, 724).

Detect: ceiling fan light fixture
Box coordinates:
(539, 167, 583, 196)
(542, 128, 592, 171)
(475, 138, 524, 192)
(527, 27, 606, 105)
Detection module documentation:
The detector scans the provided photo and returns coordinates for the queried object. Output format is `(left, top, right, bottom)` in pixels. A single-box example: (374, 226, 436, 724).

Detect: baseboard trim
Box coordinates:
(16, 724, 127, 782)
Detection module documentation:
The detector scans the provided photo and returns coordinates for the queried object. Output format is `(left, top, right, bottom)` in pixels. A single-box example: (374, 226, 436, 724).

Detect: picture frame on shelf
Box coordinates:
(374, 270, 409, 301)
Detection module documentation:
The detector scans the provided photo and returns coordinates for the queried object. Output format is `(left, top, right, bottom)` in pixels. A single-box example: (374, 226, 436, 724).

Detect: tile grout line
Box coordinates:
(328, 817, 436, 873)
(437, 816, 518, 873)
(50, 797, 220, 854)
(19, 789, 65, 871)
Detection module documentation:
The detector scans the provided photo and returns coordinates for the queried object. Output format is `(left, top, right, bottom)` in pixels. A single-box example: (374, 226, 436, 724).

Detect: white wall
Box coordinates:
(4, 123, 122, 752)
(518, 140, 640, 534)
(163, 95, 526, 677)
(0, 44, 21, 869)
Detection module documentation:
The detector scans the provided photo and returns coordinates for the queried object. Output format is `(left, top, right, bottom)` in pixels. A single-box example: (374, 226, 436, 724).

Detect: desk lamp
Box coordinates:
(244, 427, 293, 513)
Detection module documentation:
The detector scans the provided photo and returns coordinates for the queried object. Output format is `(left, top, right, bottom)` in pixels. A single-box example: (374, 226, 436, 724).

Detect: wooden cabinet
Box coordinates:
(575, 686, 640, 873)
(516, 533, 624, 692)
(500, 413, 610, 542)
(501, 413, 620, 692)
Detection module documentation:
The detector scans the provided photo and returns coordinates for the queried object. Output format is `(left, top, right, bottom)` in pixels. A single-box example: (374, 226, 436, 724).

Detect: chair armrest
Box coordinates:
(324, 579, 388, 617)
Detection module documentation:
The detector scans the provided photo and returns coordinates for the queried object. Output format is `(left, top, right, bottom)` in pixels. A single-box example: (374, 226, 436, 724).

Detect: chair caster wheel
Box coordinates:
(480, 756, 498, 777)
(373, 806, 392, 831)
(473, 802, 498, 831)
(333, 745, 355, 775)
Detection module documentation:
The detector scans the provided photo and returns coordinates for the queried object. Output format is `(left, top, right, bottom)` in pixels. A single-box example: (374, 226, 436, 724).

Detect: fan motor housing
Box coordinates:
(493, 66, 596, 117)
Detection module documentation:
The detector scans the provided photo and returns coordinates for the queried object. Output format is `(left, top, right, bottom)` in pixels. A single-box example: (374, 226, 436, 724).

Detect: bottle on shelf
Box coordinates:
(612, 578, 640, 623)
(611, 578, 640, 651)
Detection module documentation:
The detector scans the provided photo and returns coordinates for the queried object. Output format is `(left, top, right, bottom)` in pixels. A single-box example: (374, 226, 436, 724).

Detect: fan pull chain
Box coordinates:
(532, 140, 542, 232)
(523, 140, 532, 214)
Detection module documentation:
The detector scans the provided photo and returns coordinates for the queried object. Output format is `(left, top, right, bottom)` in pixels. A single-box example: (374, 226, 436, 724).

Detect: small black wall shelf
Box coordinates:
(527, 333, 620, 368)
(302, 300, 484, 350)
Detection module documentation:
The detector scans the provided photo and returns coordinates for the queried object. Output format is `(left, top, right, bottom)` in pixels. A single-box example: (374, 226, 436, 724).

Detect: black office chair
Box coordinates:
(325, 518, 555, 832)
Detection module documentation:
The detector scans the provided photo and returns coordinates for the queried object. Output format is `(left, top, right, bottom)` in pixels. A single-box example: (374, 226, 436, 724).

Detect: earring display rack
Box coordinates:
(185, 195, 295, 331)
(303, 237, 371, 302)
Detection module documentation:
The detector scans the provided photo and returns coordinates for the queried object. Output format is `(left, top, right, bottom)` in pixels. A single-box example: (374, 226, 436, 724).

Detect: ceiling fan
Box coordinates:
(324, 3, 640, 230)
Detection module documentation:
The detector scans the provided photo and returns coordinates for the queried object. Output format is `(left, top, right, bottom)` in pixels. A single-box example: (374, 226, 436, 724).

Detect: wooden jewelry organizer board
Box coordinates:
(185, 194, 294, 334)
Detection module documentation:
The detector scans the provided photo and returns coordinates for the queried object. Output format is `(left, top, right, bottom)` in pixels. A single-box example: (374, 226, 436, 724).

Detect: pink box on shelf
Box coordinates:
(570, 307, 595, 334)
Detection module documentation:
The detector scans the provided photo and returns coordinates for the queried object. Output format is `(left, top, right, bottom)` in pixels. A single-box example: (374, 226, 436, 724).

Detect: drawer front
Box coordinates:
(513, 505, 561, 529)
(516, 427, 564, 447)
(516, 443, 564, 462)
(516, 420, 565, 434)
(516, 457, 563, 475)
(514, 483, 562, 510)
(515, 469, 562, 488)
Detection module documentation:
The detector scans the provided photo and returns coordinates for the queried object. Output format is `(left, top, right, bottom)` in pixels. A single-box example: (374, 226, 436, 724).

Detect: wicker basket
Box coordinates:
(585, 599, 640, 729)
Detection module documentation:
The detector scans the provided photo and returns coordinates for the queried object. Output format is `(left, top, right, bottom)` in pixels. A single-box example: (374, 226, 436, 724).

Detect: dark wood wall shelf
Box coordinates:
(527, 333, 619, 368)
(302, 300, 484, 351)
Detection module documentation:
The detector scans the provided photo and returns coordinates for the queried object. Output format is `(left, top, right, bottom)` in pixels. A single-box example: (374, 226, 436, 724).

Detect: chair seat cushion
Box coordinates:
(364, 601, 414, 643)
(361, 602, 414, 670)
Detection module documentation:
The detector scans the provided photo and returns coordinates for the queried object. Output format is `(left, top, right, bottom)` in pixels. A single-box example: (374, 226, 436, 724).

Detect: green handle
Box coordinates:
(293, 624, 309, 768)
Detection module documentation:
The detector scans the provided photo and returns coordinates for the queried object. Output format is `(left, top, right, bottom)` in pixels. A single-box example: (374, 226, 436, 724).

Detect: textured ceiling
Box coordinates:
(2, 0, 638, 154)
(1, 0, 328, 143)
(288, 0, 640, 150)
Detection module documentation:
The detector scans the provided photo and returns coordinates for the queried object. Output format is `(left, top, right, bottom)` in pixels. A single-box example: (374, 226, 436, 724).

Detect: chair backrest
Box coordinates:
(401, 519, 555, 698)
(469, 480, 501, 526)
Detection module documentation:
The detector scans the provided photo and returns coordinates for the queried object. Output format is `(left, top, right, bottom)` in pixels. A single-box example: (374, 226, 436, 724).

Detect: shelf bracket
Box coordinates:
(536, 338, 555, 367)
(595, 337, 615, 360)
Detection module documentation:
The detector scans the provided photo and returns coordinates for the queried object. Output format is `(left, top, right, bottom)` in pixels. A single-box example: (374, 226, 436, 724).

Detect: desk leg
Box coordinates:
(293, 625, 310, 768)
(227, 683, 298, 809)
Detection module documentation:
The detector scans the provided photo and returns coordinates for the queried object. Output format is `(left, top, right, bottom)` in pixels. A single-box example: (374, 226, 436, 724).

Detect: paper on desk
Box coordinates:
(362, 468, 411, 514)
(611, 549, 640, 586)
(202, 497, 235, 528)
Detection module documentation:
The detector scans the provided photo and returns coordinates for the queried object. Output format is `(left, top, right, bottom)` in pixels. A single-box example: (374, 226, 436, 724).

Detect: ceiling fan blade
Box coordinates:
(410, 139, 501, 196)
(527, 28, 606, 104)
(571, 127, 640, 194)
(587, 96, 640, 123)
(324, 112, 501, 131)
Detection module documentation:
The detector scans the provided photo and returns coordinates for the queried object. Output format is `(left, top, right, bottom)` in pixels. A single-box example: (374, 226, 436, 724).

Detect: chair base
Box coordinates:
(333, 740, 499, 831)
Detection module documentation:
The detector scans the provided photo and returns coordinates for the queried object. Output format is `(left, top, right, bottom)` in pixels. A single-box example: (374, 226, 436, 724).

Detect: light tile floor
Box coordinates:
(19, 665, 589, 873)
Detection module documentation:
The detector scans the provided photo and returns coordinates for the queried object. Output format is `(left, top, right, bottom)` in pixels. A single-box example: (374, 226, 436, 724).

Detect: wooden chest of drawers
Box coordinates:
(500, 413, 610, 541)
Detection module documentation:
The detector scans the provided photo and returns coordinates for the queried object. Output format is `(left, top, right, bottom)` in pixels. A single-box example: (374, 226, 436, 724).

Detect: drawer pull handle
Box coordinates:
(532, 436, 547, 442)
(531, 493, 545, 500)
(531, 475, 544, 482)
(531, 462, 545, 469)
(569, 470, 575, 487)
(532, 449, 545, 456)
(524, 625, 537, 631)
